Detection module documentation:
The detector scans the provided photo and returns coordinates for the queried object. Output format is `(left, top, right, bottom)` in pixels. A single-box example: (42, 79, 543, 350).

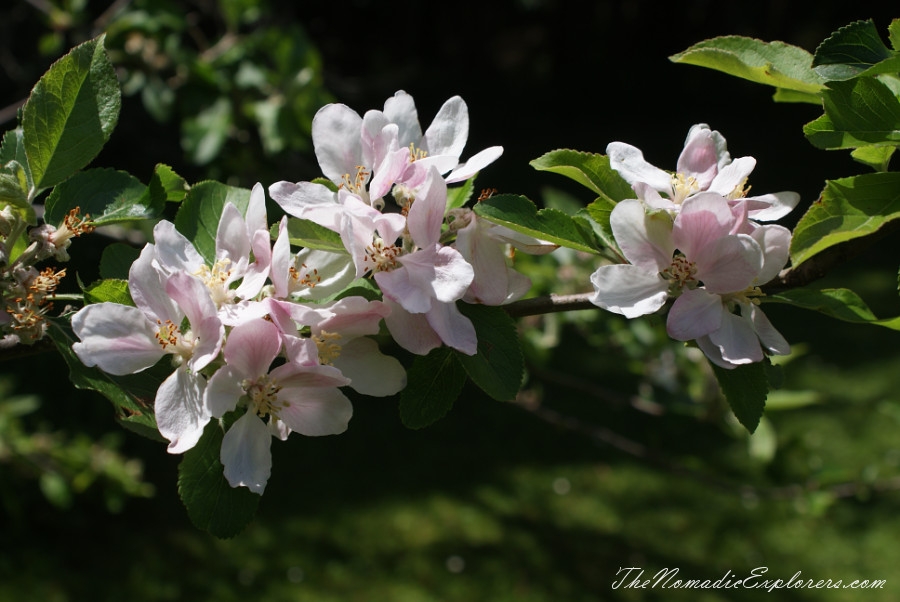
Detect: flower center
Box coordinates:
(726, 178, 751, 200)
(671, 173, 700, 204)
(313, 330, 342, 365)
(154, 319, 195, 360)
(195, 259, 234, 306)
(661, 254, 698, 292)
(340, 165, 371, 198)
(408, 143, 428, 163)
(363, 237, 401, 273)
(243, 375, 286, 419)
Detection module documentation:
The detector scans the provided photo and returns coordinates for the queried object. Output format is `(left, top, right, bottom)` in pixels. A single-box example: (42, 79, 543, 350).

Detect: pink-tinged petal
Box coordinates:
(633, 182, 677, 213)
(236, 226, 274, 299)
(672, 193, 738, 259)
(221, 411, 271, 494)
(666, 288, 724, 341)
(156, 367, 209, 454)
(750, 224, 791, 285)
(610, 199, 675, 270)
(590, 264, 669, 318)
(676, 126, 722, 189)
(425, 301, 477, 355)
(693, 234, 762, 294)
(205, 365, 245, 418)
(269, 216, 291, 298)
(455, 218, 530, 305)
(152, 220, 204, 274)
(695, 335, 735, 370)
(708, 310, 763, 365)
(273, 362, 351, 389)
(382, 90, 422, 147)
(312, 103, 363, 183)
(406, 167, 446, 247)
(71, 303, 164, 375)
(165, 272, 223, 370)
(244, 182, 268, 236)
(401, 244, 475, 304)
(276, 385, 353, 437)
(376, 264, 432, 313)
(422, 95, 468, 158)
(445, 146, 504, 183)
(218, 299, 272, 327)
(683, 124, 731, 171)
(361, 109, 391, 168)
(369, 135, 408, 201)
(269, 181, 343, 231)
(129, 243, 179, 323)
(224, 319, 281, 378)
(268, 417, 291, 442)
(746, 191, 801, 222)
(382, 299, 443, 355)
(707, 156, 756, 196)
(747, 303, 790, 355)
(312, 297, 390, 337)
(332, 337, 407, 396)
(606, 142, 673, 193)
(215, 203, 251, 274)
(484, 223, 558, 255)
(282, 335, 320, 367)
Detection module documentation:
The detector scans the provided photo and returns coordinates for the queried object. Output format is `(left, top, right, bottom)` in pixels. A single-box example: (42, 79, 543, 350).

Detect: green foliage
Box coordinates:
(804, 78, 900, 149)
(173, 180, 251, 263)
(812, 19, 897, 81)
(669, 35, 826, 103)
(474, 193, 601, 254)
(711, 360, 769, 433)
(766, 288, 900, 330)
(82, 278, 134, 306)
(149, 163, 189, 203)
(22, 35, 120, 193)
(177, 421, 260, 538)
(789, 172, 900, 267)
(99, 243, 142, 280)
(530, 149, 634, 203)
(44, 168, 163, 227)
(455, 303, 524, 401)
(46, 318, 166, 442)
(278, 217, 347, 254)
(399, 347, 467, 429)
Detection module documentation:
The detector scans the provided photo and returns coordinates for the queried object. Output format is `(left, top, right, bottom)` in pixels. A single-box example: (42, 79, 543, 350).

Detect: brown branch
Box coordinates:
(504, 292, 597, 317)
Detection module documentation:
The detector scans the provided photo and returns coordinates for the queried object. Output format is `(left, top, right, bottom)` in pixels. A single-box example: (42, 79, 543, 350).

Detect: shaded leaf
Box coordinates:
(474, 193, 600, 254)
(455, 303, 523, 401)
(177, 421, 260, 538)
(803, 78, 900, 149)
(766, 287, 900, 330)
(711, 360, 768, 433)
(44, 168, 161, 227)
(99, 242, 141, 280)
(399, 346, 466, 429)
(813, 19, 895, 81)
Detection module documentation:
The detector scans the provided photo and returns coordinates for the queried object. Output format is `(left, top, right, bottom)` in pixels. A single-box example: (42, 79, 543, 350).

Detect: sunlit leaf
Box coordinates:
(803, 78, 900, 149)
(670, 36, 825, 101)
(22, 35, 120, 191)
(766, 287, 900, 330)
(174, 180, 251, 264)
(44, 168, 160, 227)
(530, 149, 633, 203)
(813, 19, 895, 81)
(790, 172, 900, 266)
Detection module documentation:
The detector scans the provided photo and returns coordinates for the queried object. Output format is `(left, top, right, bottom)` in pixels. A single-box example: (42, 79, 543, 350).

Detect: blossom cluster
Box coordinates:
(70, 91, 544, 493)
(590, 124, 799, 369)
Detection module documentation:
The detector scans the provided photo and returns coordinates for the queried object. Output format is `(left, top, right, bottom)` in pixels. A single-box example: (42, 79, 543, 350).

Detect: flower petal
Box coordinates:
(382, 299, 443, 355)
(333, 337, 407, 396)
(71, 303, 164, 375)
(312, 103, 363, 183)
(221, 411, 272, 494)
(610, 199, 675, 270)
(589, 264, 669, 318)
(422, 95, 468, 158)
(425, 301, 477, 355)
(156, 367, 209, 454)
(223, 319, 281, 378)
(607, 141, 673, 193)
(666, 288, 724, 341)
(277, 385, 353, 436)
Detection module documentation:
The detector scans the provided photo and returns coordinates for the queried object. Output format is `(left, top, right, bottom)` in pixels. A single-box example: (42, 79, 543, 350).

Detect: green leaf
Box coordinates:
(0, 161, 35, 223)
(530, 150, 634, 203)
(174, 181, 251, 263)
(772, 87, 824, 104)
(803, 78, 900, 149)
(813, 20, 894, 81)
(670, 36, 825, 100)
(474, 194, 600, 254)
(790, 172, 900, 266)
(710, 360, 768, 433)
(22, 35, 120, 191)
(276, 217, 347, 253)
(399, 346, 467, 429)
(583, 196, 621, 253)
(1, 127, 34, 193)
(44, 168, 161, 227)
(851, 145, 895, 171)
(454, 303, 523, 401)
(150, 163, 190, 203)
(446, 176, 476, 211)
(46, 317, 166, 442)
(99, 242, 141, 280)
(766, 287, 900, 330)
(82, 278, 134, 306)
(890, 18, 900, 51)
(177, 420, 260, 538)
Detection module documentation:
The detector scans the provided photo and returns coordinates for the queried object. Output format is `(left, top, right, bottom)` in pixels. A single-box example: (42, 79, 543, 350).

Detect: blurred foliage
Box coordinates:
(0, 376, 154, 513)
